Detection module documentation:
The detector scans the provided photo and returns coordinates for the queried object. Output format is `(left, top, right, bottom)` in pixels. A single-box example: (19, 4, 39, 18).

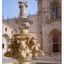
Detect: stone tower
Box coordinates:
(37, 0, 61, 53)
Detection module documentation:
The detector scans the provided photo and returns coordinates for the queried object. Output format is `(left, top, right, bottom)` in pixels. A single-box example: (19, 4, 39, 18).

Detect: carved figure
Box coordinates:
(4, 51, 11, 57)
(19, 41, 32, 58)
(19, 0, 28, 18)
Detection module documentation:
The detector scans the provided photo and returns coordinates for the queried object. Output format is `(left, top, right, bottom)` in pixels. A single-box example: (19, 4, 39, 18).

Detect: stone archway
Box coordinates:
(49, 29, 61, 53)
(53, 35, 59, 52)
(3, 34, 9, 58)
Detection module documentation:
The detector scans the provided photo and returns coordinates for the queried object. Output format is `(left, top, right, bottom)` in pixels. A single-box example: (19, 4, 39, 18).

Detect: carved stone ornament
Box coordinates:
(4, 36, 44, 64)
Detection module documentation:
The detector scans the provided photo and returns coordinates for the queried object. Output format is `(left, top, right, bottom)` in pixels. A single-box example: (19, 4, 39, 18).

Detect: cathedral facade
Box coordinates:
(3, 0, 61, 64)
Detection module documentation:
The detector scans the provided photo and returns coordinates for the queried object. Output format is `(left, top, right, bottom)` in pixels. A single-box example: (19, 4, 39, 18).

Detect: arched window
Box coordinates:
(5, 27, 7, 31)
(52, 5, 58, 19)
(2, 43, 4, 49)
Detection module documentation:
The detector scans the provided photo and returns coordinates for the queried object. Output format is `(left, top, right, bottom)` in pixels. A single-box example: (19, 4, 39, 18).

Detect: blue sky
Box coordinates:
(3, 0, 38, 19)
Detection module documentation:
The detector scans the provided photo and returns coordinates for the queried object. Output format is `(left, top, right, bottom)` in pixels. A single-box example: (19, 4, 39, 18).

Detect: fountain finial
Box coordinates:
(19, 0, 24, 2)
(18, 0, 28, 18)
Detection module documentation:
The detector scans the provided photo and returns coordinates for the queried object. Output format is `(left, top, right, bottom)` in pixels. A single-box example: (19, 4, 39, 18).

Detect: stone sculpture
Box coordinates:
(4, 37, 44, 58)
(18, 0, 28, 18)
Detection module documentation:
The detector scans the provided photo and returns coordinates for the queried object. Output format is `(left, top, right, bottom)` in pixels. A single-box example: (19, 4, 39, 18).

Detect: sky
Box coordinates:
(3, 0, 38, 19)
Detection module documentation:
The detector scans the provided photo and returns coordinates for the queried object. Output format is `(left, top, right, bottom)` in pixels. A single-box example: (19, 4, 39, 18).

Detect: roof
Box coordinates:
(3, 14, 37, 21)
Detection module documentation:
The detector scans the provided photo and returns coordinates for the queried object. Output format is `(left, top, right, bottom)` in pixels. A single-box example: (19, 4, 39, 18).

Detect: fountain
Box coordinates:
(4, 0, 44, 64)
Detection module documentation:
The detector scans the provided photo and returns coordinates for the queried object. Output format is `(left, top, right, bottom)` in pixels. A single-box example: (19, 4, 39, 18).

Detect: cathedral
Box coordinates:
(3, 0, 61, 64)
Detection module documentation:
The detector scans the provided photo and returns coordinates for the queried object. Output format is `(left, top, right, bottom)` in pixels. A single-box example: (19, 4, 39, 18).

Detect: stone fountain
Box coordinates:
(4, 0, 44, 64)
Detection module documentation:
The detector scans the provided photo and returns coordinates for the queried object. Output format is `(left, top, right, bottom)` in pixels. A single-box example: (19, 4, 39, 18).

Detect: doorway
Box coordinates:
(53, 35, 59, 52)
(53, 44, 59, 52)
(49, 29, 61, 52)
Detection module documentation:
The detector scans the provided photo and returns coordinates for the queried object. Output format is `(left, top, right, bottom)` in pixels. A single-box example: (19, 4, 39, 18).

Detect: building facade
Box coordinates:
(3, 0, 61, 64)
(3, 22, 17, 58)
(37, 0, 61, 53)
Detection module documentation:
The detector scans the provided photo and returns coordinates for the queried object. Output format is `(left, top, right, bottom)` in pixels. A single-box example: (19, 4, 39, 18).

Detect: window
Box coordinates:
(53, 44, 59, 52)
(5, 28, 7, 31)
(56, 6, 58, 18)
(53, 39, 58, 43)
(11, 31, 13, 34)
(53, 7, 55, 19)
(2, 44, 4, 49)
(52, 5, 58, 19)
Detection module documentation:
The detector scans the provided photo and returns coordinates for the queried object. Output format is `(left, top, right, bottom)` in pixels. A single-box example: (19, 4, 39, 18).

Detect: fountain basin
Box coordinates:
(15, 18, 33, 25)
(12, 33, 36, 39)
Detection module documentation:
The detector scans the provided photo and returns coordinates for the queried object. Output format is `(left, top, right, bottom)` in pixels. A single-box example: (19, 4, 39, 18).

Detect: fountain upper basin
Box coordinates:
(12, 33, 36, 38)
